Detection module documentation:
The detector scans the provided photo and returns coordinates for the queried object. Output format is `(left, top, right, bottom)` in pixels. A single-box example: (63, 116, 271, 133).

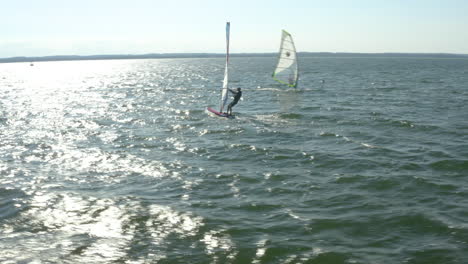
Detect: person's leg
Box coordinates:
(227, 102, 233, 115)
(229, 101, 237, 115)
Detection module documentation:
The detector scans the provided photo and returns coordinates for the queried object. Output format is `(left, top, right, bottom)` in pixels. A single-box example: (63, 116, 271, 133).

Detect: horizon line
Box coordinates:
(1, 51, 468, 63)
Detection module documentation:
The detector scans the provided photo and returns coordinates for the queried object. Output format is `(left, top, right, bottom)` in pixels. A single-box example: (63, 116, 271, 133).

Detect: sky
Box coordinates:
(2, 0, 468, 57)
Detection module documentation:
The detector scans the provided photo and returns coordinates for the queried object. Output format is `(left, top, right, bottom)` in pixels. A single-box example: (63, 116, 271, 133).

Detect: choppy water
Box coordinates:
(1, 56, 468, 263)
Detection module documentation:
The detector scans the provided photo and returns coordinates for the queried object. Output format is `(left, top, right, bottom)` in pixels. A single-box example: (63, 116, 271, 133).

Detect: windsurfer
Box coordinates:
(227, 87, 242, 115)
(288, 74, 295, 85)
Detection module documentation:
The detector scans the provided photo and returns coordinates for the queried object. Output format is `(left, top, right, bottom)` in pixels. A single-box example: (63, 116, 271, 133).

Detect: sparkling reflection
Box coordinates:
(0, 59, 244, 263)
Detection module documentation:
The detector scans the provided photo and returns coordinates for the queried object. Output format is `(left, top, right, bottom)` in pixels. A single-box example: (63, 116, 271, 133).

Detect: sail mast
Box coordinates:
(220, 22, 230, 112)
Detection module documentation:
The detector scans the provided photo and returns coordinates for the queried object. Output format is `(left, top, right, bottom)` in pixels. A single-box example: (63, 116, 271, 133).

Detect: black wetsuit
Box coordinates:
(227, 89, 242, 114)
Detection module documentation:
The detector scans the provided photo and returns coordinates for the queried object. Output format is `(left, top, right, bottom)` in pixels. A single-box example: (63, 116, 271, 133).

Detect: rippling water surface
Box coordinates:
(1, 56, 468, 263)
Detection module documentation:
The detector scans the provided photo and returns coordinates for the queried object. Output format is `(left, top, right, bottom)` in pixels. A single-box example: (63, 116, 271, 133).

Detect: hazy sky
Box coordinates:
(2, 0, 468, 57)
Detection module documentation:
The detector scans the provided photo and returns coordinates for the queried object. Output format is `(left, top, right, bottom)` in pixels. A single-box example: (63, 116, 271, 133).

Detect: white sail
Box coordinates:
(273, 30, 298, 88)
(220, 22, 230, 112)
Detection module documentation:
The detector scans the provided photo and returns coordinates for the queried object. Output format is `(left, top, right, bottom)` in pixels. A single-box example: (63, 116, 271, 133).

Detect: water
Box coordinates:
(1, 56, 468, 263)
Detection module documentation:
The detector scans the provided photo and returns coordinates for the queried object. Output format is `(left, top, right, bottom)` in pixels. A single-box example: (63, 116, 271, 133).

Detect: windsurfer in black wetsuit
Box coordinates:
(227, 87, 242, 116)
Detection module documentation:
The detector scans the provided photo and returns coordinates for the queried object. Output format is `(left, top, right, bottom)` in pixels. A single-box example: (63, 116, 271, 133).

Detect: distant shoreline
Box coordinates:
(1, 52, 467, 63)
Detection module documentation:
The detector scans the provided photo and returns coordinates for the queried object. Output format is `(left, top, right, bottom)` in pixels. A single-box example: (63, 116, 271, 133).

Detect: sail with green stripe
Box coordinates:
(272, 30, 299, 88)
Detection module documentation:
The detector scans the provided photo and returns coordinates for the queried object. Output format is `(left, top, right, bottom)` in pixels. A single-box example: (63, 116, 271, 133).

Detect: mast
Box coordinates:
(220, 22, 230, 112)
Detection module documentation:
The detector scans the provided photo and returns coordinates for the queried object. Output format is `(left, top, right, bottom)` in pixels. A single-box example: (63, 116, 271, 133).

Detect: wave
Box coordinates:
(429, 159, 468, 172)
